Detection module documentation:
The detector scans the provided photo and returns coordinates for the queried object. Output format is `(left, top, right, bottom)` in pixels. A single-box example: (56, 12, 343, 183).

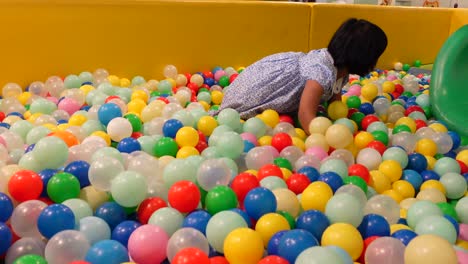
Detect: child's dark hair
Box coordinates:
(328, 18, 388, 76)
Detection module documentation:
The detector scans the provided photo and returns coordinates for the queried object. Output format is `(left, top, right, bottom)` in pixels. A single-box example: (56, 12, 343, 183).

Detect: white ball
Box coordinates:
(106, 117, 132, 142)
(356, 147, 382, 170)
(394, 62, 403, 71)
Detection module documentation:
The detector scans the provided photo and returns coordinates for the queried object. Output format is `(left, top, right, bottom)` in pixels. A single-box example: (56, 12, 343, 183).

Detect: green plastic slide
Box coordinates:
(430, 24, 468, 138)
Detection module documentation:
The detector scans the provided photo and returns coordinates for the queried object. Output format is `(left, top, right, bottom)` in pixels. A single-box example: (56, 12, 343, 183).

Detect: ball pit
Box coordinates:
(0, 64, 467, 264)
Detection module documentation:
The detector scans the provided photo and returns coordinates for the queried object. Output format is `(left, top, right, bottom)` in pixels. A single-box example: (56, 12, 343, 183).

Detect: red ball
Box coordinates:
(405, 105, 424, 116)
(104, 95, 121, 103)
(198, 130, 207, 143)
(231, 172, 260, 204)
(367, 140, 387, 156)
(201, 84, 210, 89)
(184, 73, 192, 83)
(191, 94, 198, 102)
(8, 170, 43, 202)
(258, 255, 289, 264)
(279, 115, 294, 125)
(361, 115, 380, 131)
(348, 164, 370, 184)
(137, 197, 167, 224)
(131, 132, 143, 139)
(195, 140, 208, 153)
(156, 97, 169, 104)
(229, 73, 239, 84)
(457, 160, 468, 174)
(187, 82, 200, 93)
(173, 247, 209, 264)
(203, 71, 214, 79)
(271, 133, 292, 152)
(168, 180, 201, 213)
(210, 256, 229, 264)
(391, 92, 401, 100)
(415, 119, 427, 130)
(0, 112, 5, 122)
(286, 173, 311, 194)
(257, 164, 284, 181)
(347, 108, 360, 118)
(394, 84, 404, 94)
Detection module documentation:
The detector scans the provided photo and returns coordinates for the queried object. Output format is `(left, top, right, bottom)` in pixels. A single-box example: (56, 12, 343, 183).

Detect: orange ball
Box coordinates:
(48, 130, 79, 147)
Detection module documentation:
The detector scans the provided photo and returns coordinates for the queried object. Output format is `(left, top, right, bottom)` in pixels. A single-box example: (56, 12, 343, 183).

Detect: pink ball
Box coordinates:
(347, 85, 361, 96)
(459, 223, 468, 241)
(46, 96, 59, 105)
(305, 146, 328, 161)
(214, 70, 226, 81)
(456, 250, 468, 264)
(128, 224, 169, 264)
(387, 75, 398, 81)
(58, 98, 82, 115)
(241, 133, 258, 146)
(0, 136, 6, 147)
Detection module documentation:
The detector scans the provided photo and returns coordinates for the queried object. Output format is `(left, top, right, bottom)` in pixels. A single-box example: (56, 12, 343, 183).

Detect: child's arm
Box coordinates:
(298, 80, 324, 135)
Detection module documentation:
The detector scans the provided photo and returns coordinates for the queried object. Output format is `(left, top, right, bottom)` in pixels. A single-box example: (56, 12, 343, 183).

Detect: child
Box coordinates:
(211, 18, 387, 133)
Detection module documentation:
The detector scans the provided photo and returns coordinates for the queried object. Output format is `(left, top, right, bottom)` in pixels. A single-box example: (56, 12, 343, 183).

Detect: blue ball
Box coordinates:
(277, 229, 319, 264)
(7, 112, 24, 119)
(359, 103, 375, 115)
(448, 131, 461, 150)
(243, 140, 255, 153)
(391, 229, 417, 246)
(402, 169, 423, 191)
(244, 187, 277, 220)
(162, 119, 184, 138)
(111, 220, 141, 248)
(117, 137, 142, 154)
(0, 123, 11, 129)
(230, 208, 252, 228)
(444, 150, 457, 159)
(318, 172, 343, 193)
(204, 78, 215, 87)
(81, 105, 92, 111)
(406, 153, 428, 172)
(64, 160, 91, 188)
(182, 210, 212, 235)
(420, 170, 440, 181)
(212, 66, 223, 74)
(38, 169, 58, 197)
(267, 230, 288, 255)
(85, 240, 129, 264)
(0, 222, 12, 255)
(297, 166, 320, 182)
(397, 218, 408, 225)
(25, 143, 35, 153)
(0, 193, 13, 222)
(95, 202, 127, 230)
(295, 210, 330, 241)
(357, 214, 390, 239)
(37, 204, 75, 239)
(463, 173, 468, 183)
(98, 103, 123, 126)
(444, 215, 459, 236)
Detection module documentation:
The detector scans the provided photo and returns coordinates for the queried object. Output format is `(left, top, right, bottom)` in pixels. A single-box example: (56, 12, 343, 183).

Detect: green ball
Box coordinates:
(371, 130, 389, 146)
(243, 117, 267, 138)
(434, 157, 461, 176)
(325, 193, 364, 227)
(13, 254, 47, 264)
(277, 210, 295, 229)
(439, 172, 467, 200)
(344, 176, 368, 194)
(274, 157, 293, 171)
(415, 215, 457, 244)
(210, 105, 220, 111)
(64, 74, 82, 88)
(47, 172, 81, 203)
(153, 137, 179, 157)
(124, 113, 142, 132)
(407, 200, 443, 229)
(150, 91, 161, 97)
(422, 106, 432, 118)
(350, 112, 365, 129)
(461, 135, 468, 146)
(437, 202, 459, 221)
(346, 95, 361, 109)
(392, 124, 412, 134)
(401, 91, 414, 97)
(132, 76, 146, 86)
(110, 171, 147, 208)
(157, 80, 173, 94)
(413, 60, 422, 67)
(198, 88, 210, 93)
(260, 176, 288, 191)
(205, 185, 238, 215)
(32, 136, 69, 169)
(403, 63, 411, 72)
(455, 196, 468, 224)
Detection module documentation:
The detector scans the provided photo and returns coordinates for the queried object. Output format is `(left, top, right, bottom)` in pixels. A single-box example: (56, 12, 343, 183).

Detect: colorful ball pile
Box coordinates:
(0, 65, 467, 264)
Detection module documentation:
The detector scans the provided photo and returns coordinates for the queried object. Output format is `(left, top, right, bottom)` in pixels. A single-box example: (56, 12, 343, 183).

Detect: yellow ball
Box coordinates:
(57, 123, 71, 131)
(176, 146, 199, 158)
(456, 150, 468, 166)
(378, 160, 403, 182)
(428, 123, 448, 133)
(176, 74, 188, 87)
(166, 78, 177, 89)
(424, 155, 436, 170)
(292, 137, 306, 151)
(280, 168, 293, 181)
(273, 188, 300, 217)
(390, 224, 412, 234)
(91, 131, 111, 146)
(305, 133, 329, 152)
(255, 213, 291, 247)
(107, 75, 120, 86)
(415, 138, 438, 157)
(295, 128, 307, 140)
(79, 186, 110, 211)
(17, 92, 32, 105)
(258, 135, 272, 146)
(321, 223, 364, 261)
(382, 81, 395, 93)
(354, 131, 374, 149)
(420, 180, 446, 195)
(300, 181, 333, 212)
(197, 116, 218, 136)
(80, 84, 95, 96)
(131, 90, 149, 103)
(400, 208, 407, 218)
(327, 101, 349, 121)
(190, 74, 204, 88)
(68, 114, 87, 126)
(308, 116, 333, 135)
(27, 113, 42, 123)
(457, 239, 468, 251)
(325, 124, 353, 149)
(23, 111, 31, 120)
(392, 180, 415, 199)
(416, 188, 447, 203)
(127, 99, 147, 114)
(369, 170, 392, 193)
(175, 126, 199, 147)
(260, 109, 280, 128)
(199, 101, 210, 111)
(245, 169, 258, 176)
(404, 234, 458, 264)
(224, 228, 264, 264)
(361, 83, 379, 101)
(211, 90, 224, 105)
(42, 123, 57, 132)
(120, 78, 131, 87)
(382, 189, 404, 203)
(395, 117, 417, 133)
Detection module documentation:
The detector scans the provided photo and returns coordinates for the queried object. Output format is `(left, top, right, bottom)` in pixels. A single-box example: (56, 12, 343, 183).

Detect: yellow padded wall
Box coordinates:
(308, 4, 453, 70)
(450, 9, 468, 35)
(0, 0, 310, 88)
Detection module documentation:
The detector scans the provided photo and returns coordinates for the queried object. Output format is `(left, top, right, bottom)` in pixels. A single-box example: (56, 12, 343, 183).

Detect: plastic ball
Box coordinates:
(110, 171, 147, 208)
(166, 228, 210, 262)
(168, 180, 200, 213)
(328, 101, 349, 121)
(277, 229, 319, 264)
(47, 172, 80, 203)
(364, 195, 400, 225)
(301, 181, 333, 212)
(206, 211, 248, 253)
(8, 170, 43, 202)
(325, 193, 363, 227)
(308, 117, 333, 135)
(44, 230, 90, 264)
(37, 204, 75, 239)
(378, 160, 402, 182)
(128, 224, 169, 264)
(404, 234, 458, 264)
(364, 237, 405, 264)
(406, 200, 443, 229)
(321, 223, 363, 260)
(325, 124, 353, 149)
(244, 187, 277, 220)
(205, 186, 238, 216)
(223, 228, 264, 264)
